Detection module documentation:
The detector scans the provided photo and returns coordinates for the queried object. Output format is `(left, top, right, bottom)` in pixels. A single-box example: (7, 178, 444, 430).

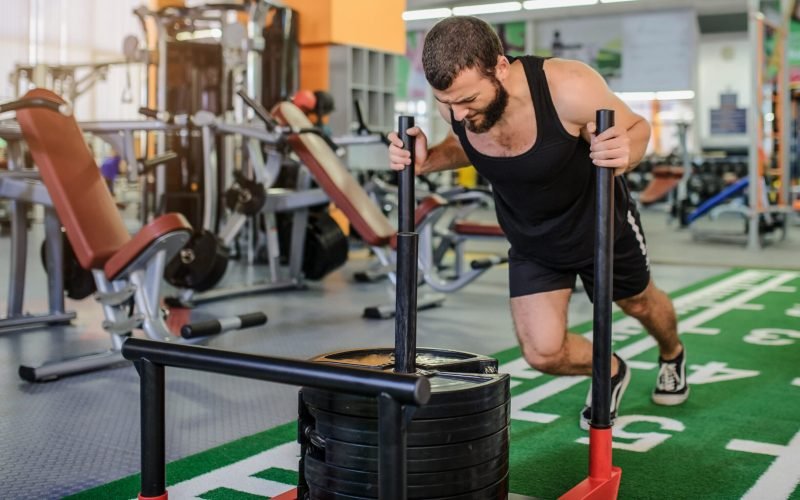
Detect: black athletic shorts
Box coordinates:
(508, 207, 651, 302)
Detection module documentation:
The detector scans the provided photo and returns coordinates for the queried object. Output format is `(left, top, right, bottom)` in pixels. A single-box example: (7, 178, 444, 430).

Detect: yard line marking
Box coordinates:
(727, 439, 786, 456)
(735, 429, 800, 500)
(166, 442, 299, 498)
(507, 270, 798, 423)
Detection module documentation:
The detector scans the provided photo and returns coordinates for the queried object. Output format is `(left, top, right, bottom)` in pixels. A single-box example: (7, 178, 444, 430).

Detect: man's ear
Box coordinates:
(495, 55, 510, 80)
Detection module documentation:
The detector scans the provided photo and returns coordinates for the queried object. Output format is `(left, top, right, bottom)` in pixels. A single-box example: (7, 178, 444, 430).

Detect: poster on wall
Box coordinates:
(536, 9, 696, 92)
(710, 93, 747, 134)
(495, 21, 526, 57)
(534, 16, 623, 87)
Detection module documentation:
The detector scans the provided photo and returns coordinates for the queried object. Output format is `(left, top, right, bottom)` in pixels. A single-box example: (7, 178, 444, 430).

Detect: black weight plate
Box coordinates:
(304, 453, 508, 498)
(165, 230, 229, 291)
(302, 371, 509, 419)
(319, 427, 509, 473)
(312, 347, 498, 373)
(40, 231, 97, 300)
(310, 401, 508, 447)
(306, 472, 508, 500)
(303, 211, 348, 280)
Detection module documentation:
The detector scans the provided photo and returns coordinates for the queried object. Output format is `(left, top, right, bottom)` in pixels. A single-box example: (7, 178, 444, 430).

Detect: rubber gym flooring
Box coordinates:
(1, 207, 799, 499)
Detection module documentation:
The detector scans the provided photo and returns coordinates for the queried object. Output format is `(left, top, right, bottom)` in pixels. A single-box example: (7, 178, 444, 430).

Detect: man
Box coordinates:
(388, 16, 688, 428)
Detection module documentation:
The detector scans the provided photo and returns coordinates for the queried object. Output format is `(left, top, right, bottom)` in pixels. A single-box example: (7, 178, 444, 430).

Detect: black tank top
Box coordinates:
(451, 55, 630, 268)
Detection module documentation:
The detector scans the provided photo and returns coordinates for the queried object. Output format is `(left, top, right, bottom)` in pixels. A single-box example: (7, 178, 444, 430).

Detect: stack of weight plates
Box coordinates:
(298, 348, 510, 499)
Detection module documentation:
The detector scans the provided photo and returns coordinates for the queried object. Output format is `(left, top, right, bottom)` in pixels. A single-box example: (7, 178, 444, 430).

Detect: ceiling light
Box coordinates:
(523, 0, 597, 10)
(655, 90, 695, 100)
(453, 2, 522, 16)
(402, 8, 453, 21)
(616, 90, 695, 101)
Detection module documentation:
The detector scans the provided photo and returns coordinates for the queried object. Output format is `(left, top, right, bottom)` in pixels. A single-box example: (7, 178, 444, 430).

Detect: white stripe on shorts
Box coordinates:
(627, 210, 650, 270)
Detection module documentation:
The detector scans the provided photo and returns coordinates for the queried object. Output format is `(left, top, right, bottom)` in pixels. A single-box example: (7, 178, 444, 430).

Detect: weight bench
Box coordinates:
(273, 102, 507, 318)
(13, 89, 265, 381)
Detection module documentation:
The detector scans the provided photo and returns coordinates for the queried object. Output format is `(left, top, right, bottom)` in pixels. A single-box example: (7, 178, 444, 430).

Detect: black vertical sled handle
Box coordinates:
(394, 115, 418, 374)
(591, 109, 616, 428)
(398, 115, 416, 233)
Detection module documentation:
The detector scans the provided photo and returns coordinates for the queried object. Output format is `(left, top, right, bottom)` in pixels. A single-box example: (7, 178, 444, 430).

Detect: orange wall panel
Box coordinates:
(282, 0, 333, 45)
(299, 45, 330, 91)
(330, 0, 404, 54)
(282, 0, 404, 53)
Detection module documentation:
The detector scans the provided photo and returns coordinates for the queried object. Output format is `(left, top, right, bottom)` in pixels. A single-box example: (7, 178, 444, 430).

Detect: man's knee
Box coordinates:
(617, 283, 664, 318)
(521, 344, 565, 374)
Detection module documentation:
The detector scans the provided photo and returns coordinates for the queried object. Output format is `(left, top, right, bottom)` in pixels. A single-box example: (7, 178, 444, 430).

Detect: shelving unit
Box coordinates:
(327, 45, 397, 136)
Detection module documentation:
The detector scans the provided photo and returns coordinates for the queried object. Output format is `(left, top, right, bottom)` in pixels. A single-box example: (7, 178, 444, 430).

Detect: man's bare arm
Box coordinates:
(420, 133, 472, 174)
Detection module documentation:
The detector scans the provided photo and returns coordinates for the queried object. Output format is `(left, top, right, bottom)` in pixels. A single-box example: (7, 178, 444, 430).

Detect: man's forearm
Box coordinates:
(626, 119, 651, 172)
(420, 134, 471, 174)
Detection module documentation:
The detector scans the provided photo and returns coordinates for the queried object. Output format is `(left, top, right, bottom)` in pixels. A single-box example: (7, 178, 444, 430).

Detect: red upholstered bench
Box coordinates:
(14, 89, 251, 382)
(18, 89, 193, 280)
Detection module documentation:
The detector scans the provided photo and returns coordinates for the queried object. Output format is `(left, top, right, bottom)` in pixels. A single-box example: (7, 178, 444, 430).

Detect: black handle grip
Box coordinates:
(138, 107, 159, 119)
(353, 100, 390, 145)
(181, 312, 267, 339)
(140, 151, 178, 174)
(398, 115, 415, 233)
(591, 108, 615, 429)
(0, 97, 71, 116)
(237, 89, 279, 131)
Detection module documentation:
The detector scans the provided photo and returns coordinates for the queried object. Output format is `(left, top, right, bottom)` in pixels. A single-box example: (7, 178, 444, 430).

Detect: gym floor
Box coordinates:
(0, 205, 797, 499)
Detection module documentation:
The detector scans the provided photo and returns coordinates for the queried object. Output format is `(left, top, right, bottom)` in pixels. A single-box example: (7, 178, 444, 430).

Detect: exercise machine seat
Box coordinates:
(104, 213, 192, 280)
(273, 101, 396, 247)
(453, 220, 505, 237)
(17, 88, 192, 278)
(17, 89, 131, 270)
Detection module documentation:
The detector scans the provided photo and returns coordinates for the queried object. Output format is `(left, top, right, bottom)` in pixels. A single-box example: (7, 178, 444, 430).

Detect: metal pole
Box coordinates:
(748, 3, 762, 249)
(397, 116, 415, 233)
(122, 338, 429, 406)
(394, 115, 418, 374)
(378, 393, 406, 500)
(137, 359, 166, 498)
(591, 109, 615, 428)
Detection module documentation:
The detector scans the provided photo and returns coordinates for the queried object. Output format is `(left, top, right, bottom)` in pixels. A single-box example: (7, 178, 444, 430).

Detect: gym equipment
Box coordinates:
(164, 92, 334, 304)
(224, 171, 268, 216)
(122, 336, 429, 500)
(273, 101, 507, 319)
(6, 90, 267, 381)
(163, 229, 230, 292)
(296, 116, 510, 499)
(40, 229, 96, 300)
(301, 211, 349, 280)
(0, 135, 76, 330)
(133, 1, 298, 224)
(562, 109, 621, 500)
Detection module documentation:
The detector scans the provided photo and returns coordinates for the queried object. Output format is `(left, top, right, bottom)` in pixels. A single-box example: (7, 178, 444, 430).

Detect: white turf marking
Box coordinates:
(734, 303, 765, 311)
(506, 270, 798, 423)
(727, 439, 785, 456)
(774, 286, 796, 293)
(683, 327, 720, 335)
(625, 360, 658, 370)
(157, 269, 800, 499)
(736, 429, 800, 500)
(167, 442, 299, 498)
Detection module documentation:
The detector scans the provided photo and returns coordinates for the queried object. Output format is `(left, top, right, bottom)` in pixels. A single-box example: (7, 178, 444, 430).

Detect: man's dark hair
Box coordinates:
(422, 16, 504, 90)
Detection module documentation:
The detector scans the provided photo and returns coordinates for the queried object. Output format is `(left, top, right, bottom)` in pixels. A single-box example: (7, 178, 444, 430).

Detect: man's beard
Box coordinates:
(464, 77, 509, 133)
